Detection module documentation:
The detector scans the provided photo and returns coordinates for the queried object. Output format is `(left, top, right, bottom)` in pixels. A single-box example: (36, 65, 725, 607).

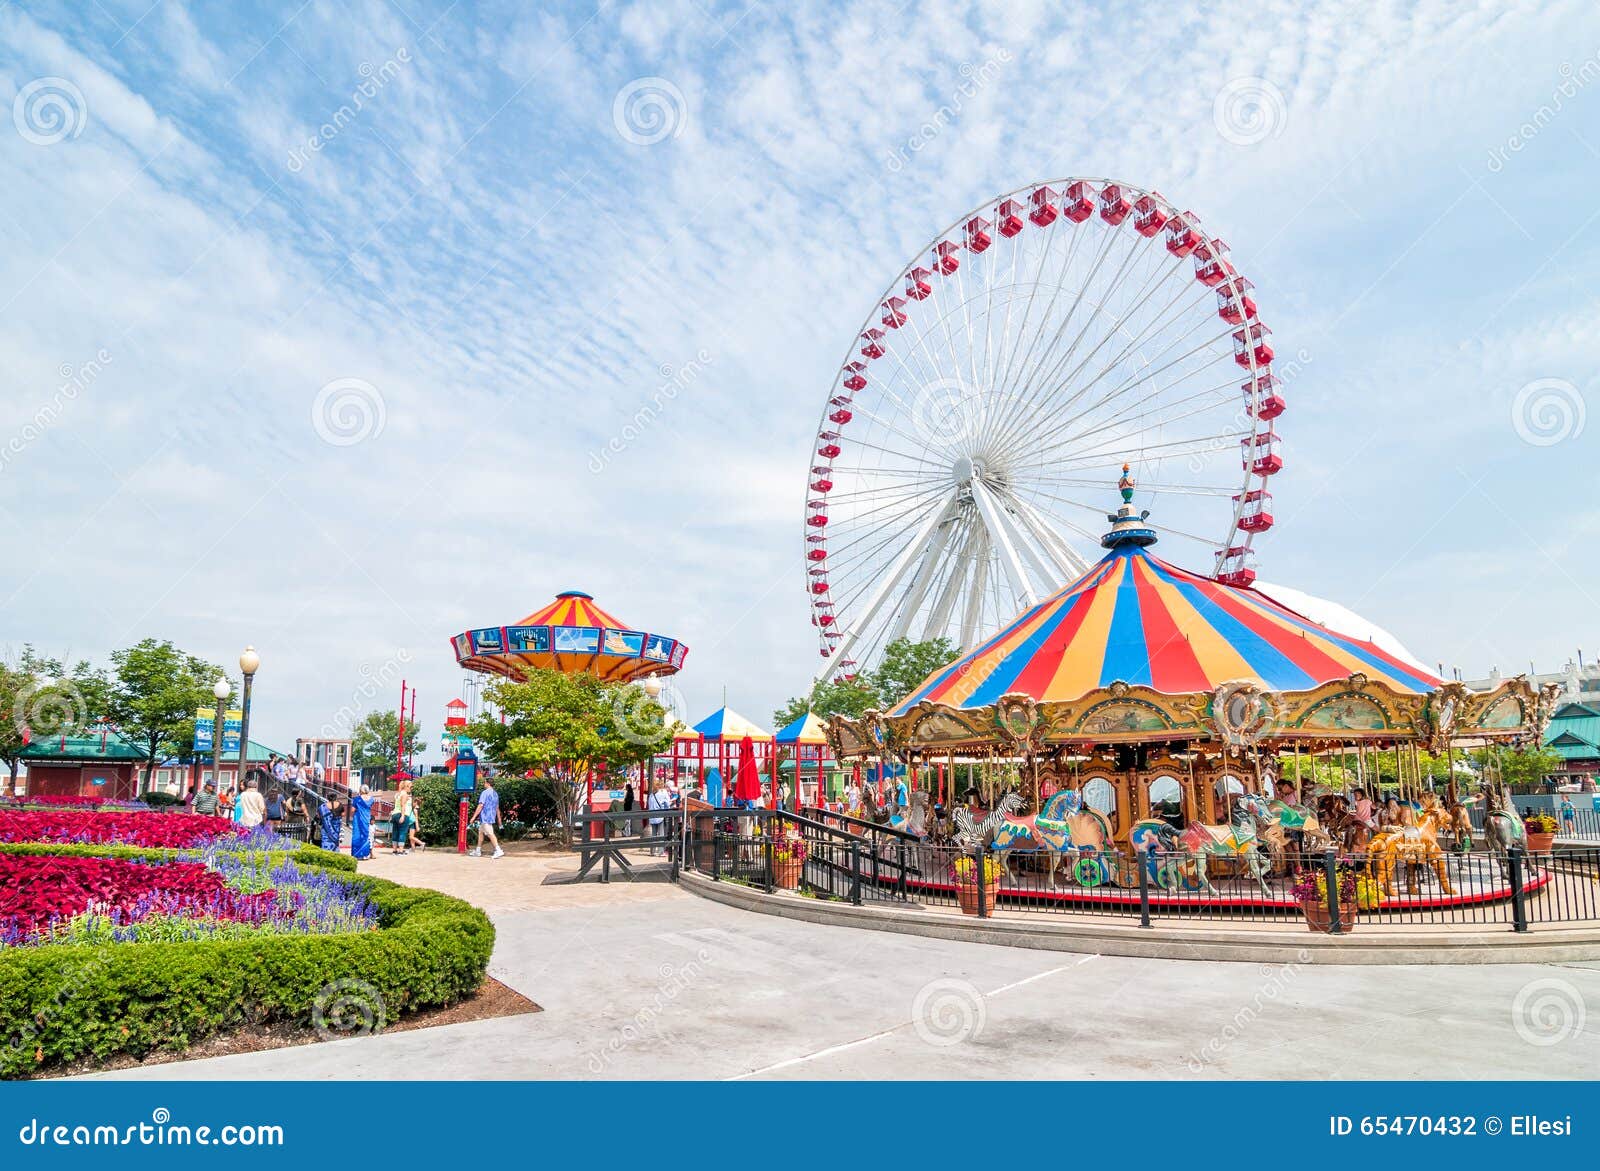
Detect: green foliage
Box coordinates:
(1471, 745, 1564, 791)
(0, 647, 108, 778)
(464, 670, 668, 839)
(350, 710, 427, 773)
(0, 851, 490, 1078)
(107, 639, 229, 790)
(409, 774, 562, 845)
(772, 636, 957, 730)
(142, 791, 186, 809)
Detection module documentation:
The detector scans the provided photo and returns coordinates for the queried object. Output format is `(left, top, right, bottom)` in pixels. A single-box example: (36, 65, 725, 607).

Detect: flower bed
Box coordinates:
(1, 795, 151, 811)
(0, 850, 378, 946)
(0, 847, 492, 1077)
(0, 808, 248, 849)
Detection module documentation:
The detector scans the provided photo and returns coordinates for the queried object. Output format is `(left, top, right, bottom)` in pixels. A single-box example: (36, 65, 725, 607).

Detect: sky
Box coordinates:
(1, 0, 1598, 763)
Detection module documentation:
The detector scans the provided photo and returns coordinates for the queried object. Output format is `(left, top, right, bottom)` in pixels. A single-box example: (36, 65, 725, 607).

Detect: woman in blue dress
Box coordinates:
(350, 786, 373, 860)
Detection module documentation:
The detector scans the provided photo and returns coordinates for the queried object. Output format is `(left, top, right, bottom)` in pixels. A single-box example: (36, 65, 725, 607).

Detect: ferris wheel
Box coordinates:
(804, 178, 1283, 677)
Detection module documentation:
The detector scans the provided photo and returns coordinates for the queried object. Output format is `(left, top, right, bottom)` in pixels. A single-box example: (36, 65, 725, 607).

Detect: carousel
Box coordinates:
(450, 589, 687, 682)
(826, 469, 1562, 908)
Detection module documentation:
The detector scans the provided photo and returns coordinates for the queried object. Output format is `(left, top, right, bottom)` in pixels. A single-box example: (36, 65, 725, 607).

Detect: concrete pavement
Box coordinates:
(90, 844, 1600, 1080)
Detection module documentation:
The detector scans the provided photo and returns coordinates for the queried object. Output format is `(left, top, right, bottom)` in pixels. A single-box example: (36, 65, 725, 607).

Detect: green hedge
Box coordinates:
(0, 840, 355, 873)
(0, 853, 491, 1078)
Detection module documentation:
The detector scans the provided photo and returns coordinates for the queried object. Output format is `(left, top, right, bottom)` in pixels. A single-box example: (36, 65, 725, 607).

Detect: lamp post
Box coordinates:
(238, 646, 259, 789)
(212, 677, 231, 794)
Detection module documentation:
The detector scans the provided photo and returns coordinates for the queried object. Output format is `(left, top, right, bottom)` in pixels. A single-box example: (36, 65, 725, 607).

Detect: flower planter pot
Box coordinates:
(773, 856, 803, 889)
(1526, 831, 1556, 853)
(956, 882, 998, 916)
(1299, 897, 1358, 933)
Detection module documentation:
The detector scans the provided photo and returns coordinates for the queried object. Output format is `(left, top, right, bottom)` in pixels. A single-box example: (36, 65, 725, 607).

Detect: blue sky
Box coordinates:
(1, 0, 1597, 760)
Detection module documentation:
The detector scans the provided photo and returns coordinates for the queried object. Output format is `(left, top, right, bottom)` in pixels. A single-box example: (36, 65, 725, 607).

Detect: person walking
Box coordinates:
(237, 778, 267, 828)
(270, 755, 288, 790)
(318, 796, 344, 853)
(350, 785, 373, 860)
(646, 779, 673, 855)
(407, 792, 427, 850)
(193, 781, 219, 816)
(1560, 794, 1577, 837)
(264, 785, 285, 833)
(390, 780, 413, 855)
(467, 777, 504, 858)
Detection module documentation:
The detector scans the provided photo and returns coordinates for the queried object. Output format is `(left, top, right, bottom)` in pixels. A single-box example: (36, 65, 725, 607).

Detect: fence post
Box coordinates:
(1322, 848, 1342, 935)
(712, 831, 721, 882)
(763, 830, 775, 894)
(896, 840, 908, 902)
(975, 848, 989, 919)
(1138, 846, 1152, 928)
(1509, 844, 1529, 933)
(849, 839, 863, 906)
(669, 813, 680, 883)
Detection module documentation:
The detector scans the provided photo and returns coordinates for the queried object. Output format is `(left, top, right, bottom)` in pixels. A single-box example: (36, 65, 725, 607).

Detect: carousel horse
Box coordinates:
(1443, 794, 1476, 853)
(1481, 782, 1526, 877)
(1317, 794, 1372, 854)
(1027, 789, 1117, 888)
(1128, 819, 1204, 891)
(951, 790, 1027, 854)
(1175, 796, 1275, 898)
(1260, 798, 1334, 873)
(1365, 798, 1455, 897)
(905, 790, 931, 837)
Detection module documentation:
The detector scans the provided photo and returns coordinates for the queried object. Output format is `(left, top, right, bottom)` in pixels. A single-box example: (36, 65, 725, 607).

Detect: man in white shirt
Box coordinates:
(312, 758, 326, 785)
(237, 778, 267, 827)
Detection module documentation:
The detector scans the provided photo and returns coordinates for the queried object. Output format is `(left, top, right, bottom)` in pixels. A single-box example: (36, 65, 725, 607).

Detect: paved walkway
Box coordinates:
(91, 844, 1600, 1080)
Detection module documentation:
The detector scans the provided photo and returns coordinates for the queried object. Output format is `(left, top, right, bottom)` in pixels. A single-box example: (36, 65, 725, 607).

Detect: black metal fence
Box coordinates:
(673, 807, 1600, 933)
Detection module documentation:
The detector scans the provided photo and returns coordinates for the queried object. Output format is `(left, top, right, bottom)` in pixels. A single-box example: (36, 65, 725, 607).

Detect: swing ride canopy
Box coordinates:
(450, 590, 687, 683)
(829, 470, 1556, 758)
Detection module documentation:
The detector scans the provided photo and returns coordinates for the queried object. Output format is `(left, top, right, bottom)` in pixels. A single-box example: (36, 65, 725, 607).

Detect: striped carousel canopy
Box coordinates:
(450, 590, 686, 683)
(893, 520, 1442, 717)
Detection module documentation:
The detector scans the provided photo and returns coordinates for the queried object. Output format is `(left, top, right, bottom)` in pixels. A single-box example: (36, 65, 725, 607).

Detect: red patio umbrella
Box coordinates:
(734, 735, 763, 806)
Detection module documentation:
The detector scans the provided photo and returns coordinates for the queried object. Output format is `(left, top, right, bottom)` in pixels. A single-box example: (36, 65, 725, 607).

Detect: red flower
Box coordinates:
(0, 809, 244, 849)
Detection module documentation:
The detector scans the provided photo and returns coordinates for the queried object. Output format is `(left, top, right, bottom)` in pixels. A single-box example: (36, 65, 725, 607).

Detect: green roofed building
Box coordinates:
(1544, 702, 1600, 788)
(18, 731, 147, 801)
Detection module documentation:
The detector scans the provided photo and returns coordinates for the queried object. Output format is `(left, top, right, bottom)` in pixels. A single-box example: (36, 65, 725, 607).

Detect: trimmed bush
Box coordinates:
(0, 850, 490, 1077)
(143, 792, 186, 809)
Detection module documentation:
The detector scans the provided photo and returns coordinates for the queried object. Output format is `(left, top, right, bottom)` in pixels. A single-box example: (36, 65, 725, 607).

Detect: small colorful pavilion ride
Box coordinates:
(451, 590, 687, 683)
(828, 468, 1558, 845)
(775, 711, 836, 806)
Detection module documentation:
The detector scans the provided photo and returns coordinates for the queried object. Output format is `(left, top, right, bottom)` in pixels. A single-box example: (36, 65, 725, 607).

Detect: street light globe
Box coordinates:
(213, 677, 232, 702)
(239, 645, 260, 676)
(642, 677, 663, 698)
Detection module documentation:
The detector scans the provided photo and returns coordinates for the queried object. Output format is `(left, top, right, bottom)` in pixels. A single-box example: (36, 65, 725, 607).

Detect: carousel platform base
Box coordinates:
(680, 871, 1600, 965)
(902, 855, 1552, 912)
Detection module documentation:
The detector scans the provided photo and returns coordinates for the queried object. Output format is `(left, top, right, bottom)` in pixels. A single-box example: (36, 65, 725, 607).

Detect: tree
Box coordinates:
(771, 636, 956, 729)
(350, 710, 427, 775)
(107, 639, 228, 792)
(1471, 745, 1563, 792)
(872, 636, 958, 708)
(0, 646, 107, 785)
(464, 669, 670, 843)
